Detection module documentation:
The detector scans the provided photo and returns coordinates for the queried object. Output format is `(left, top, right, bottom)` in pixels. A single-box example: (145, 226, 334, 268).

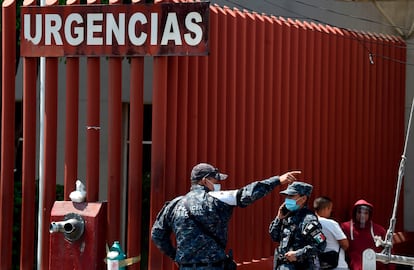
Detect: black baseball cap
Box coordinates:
(190, 163, 228, 181)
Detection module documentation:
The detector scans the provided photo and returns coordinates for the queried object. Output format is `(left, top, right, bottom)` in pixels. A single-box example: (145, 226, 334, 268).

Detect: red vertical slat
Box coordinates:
(86, 0, 101, 202)
(175, 56, 188, 196)
(107, 0, 123, 244)
(206, 5, 219, 163)
(21, 59, 37, 269)
(350, 31, 361, 201)
(216, 6, 227, 168)
(339, 29, 352, 218)
(270, 15, 284, 255)
(243, 10, 256, 263)
(302, 21, 315, 194)
(381, 34, 391, 209)
(20, 0, 37, 268)
(223, 6, 237, 190)
(309, 22, 322, 196)
(165, 56, 178, 202)
(365, 32, 375, 201)
(381, 35, 392, 205)
(42, 60, 59, 268)
(287, 19, 299, 170)
(0, 0, 16, 268)
(223, 5, 238, 258)
(271, 15, 284, 198)
(127, 56, 144, 270)
(372, 33, 383, 207)
(294, 20, 307, 179)
(262, 14, 276, 257)
(196, 56, 209, 159)
(350, 31, 361, 204)
(187, 55, 199, 179)
(64, 0, 80, 200)
(233, 8, 247, 263)
(262, 14, 274, 177)
(279, 17, 291, 173)
(360, 32, 371, 198)
(336, 27, 345, 203)
(252, 12, 265, 260)
(20, 2, 38, 267)
(149, 56, 168, 270)
(327, 25, 338, 195)
(319, 24, 330, 195)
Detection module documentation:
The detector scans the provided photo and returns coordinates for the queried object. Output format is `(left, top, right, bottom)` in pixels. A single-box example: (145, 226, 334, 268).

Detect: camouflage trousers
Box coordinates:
(274, 253, 317, 270)
(180, 266, 223, 270)
(275, 262, 316, 270)
(179, 261, 225, 270)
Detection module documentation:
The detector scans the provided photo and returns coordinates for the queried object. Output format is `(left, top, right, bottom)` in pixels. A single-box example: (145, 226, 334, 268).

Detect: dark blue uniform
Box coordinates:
(151, 176, 282, 269)
(269, 207, 327, 270)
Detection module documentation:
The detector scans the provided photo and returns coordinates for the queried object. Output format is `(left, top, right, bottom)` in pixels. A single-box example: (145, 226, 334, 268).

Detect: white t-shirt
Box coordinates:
(319, 217, 349, 269)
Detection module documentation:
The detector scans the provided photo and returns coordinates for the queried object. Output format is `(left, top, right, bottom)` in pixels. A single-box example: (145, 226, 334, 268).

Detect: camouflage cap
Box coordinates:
(190, 163, 228, 181)
(280, 181, 313, 196)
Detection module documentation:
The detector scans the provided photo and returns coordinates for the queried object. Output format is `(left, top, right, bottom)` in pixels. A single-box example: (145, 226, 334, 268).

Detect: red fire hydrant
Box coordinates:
(49, 201, 107, 270)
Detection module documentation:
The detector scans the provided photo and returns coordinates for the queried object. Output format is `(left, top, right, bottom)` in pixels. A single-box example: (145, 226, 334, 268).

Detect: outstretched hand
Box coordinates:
(279, 171, 301, 186)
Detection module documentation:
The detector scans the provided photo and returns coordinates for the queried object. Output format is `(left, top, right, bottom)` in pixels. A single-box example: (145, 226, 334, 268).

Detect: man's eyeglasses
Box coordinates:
(202, 168, 219, 180)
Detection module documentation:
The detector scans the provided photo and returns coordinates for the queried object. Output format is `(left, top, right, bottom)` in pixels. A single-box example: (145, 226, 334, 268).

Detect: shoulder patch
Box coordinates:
(209, 190, 238, 205)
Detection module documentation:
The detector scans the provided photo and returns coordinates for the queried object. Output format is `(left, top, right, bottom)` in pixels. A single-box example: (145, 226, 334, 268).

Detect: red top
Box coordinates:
(341, 199, 395, 270)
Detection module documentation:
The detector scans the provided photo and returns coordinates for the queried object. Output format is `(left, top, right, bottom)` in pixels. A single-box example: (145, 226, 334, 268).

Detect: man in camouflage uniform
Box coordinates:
(151, 162, 301, 269)
(269, 182, 327, 270)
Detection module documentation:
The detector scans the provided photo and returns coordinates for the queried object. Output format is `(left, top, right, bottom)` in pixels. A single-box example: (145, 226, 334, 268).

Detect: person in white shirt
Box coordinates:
(313, 196, 349, 270)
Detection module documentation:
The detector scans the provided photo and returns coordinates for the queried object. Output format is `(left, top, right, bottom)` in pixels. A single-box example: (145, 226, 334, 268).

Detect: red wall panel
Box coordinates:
(149, 6, 406, 270)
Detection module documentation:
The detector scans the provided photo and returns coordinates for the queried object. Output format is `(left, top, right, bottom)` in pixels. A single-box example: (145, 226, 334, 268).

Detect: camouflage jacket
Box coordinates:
(269, 207, 327, 269)
(151, 176, 281, 264)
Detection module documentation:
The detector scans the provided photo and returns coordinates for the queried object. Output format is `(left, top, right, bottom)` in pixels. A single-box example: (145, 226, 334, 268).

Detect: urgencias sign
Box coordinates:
(20, 2, 209, 57)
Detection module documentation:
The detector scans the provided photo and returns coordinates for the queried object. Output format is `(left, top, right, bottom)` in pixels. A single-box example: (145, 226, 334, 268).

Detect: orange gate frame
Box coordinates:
(1, 1, 407, 270)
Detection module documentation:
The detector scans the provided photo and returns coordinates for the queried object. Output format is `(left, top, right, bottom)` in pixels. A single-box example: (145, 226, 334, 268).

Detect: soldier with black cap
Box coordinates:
(269, 182, 327, 270)
(151, 162, 301, 270)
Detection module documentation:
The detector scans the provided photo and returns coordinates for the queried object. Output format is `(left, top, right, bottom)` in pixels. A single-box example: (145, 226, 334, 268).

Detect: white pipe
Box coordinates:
(37, 1, 46, 265)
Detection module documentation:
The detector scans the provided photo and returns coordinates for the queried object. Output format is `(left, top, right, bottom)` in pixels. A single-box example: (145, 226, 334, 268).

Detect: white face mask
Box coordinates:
(207, 179, 221, 191)
(212, 184, 221, 191)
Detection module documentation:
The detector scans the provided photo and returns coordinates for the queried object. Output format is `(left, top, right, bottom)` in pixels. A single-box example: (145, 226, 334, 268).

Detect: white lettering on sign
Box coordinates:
(45, 14, 63, 45)
(24, 14, 42, 44)
(150, 13, 158, 46)
(87, 13, 103, 45)
(24, 12, 202, 46)
(21, 2, 210, 56)
(129, 13, 147, 46)
(185, 12, 203, 46)
(65, 13, 83, 46)
(107, 13, 125, 45)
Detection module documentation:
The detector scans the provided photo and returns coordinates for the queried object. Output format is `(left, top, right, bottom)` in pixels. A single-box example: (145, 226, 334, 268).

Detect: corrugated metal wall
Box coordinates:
(148, 5, 406, 270)
(0, 1, 406, 270)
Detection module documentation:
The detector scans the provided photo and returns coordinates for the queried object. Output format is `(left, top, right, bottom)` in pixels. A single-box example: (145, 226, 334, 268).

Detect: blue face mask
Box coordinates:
(285, 198, 300, 211)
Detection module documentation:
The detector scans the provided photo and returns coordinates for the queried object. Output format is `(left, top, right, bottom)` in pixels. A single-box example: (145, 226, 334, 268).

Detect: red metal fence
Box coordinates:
(1, 1, 407, 270)
(148, 5, 406, 270)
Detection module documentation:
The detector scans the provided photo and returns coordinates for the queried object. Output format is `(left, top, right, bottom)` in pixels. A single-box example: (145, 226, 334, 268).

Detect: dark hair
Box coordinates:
(313, 196, 332, 211)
